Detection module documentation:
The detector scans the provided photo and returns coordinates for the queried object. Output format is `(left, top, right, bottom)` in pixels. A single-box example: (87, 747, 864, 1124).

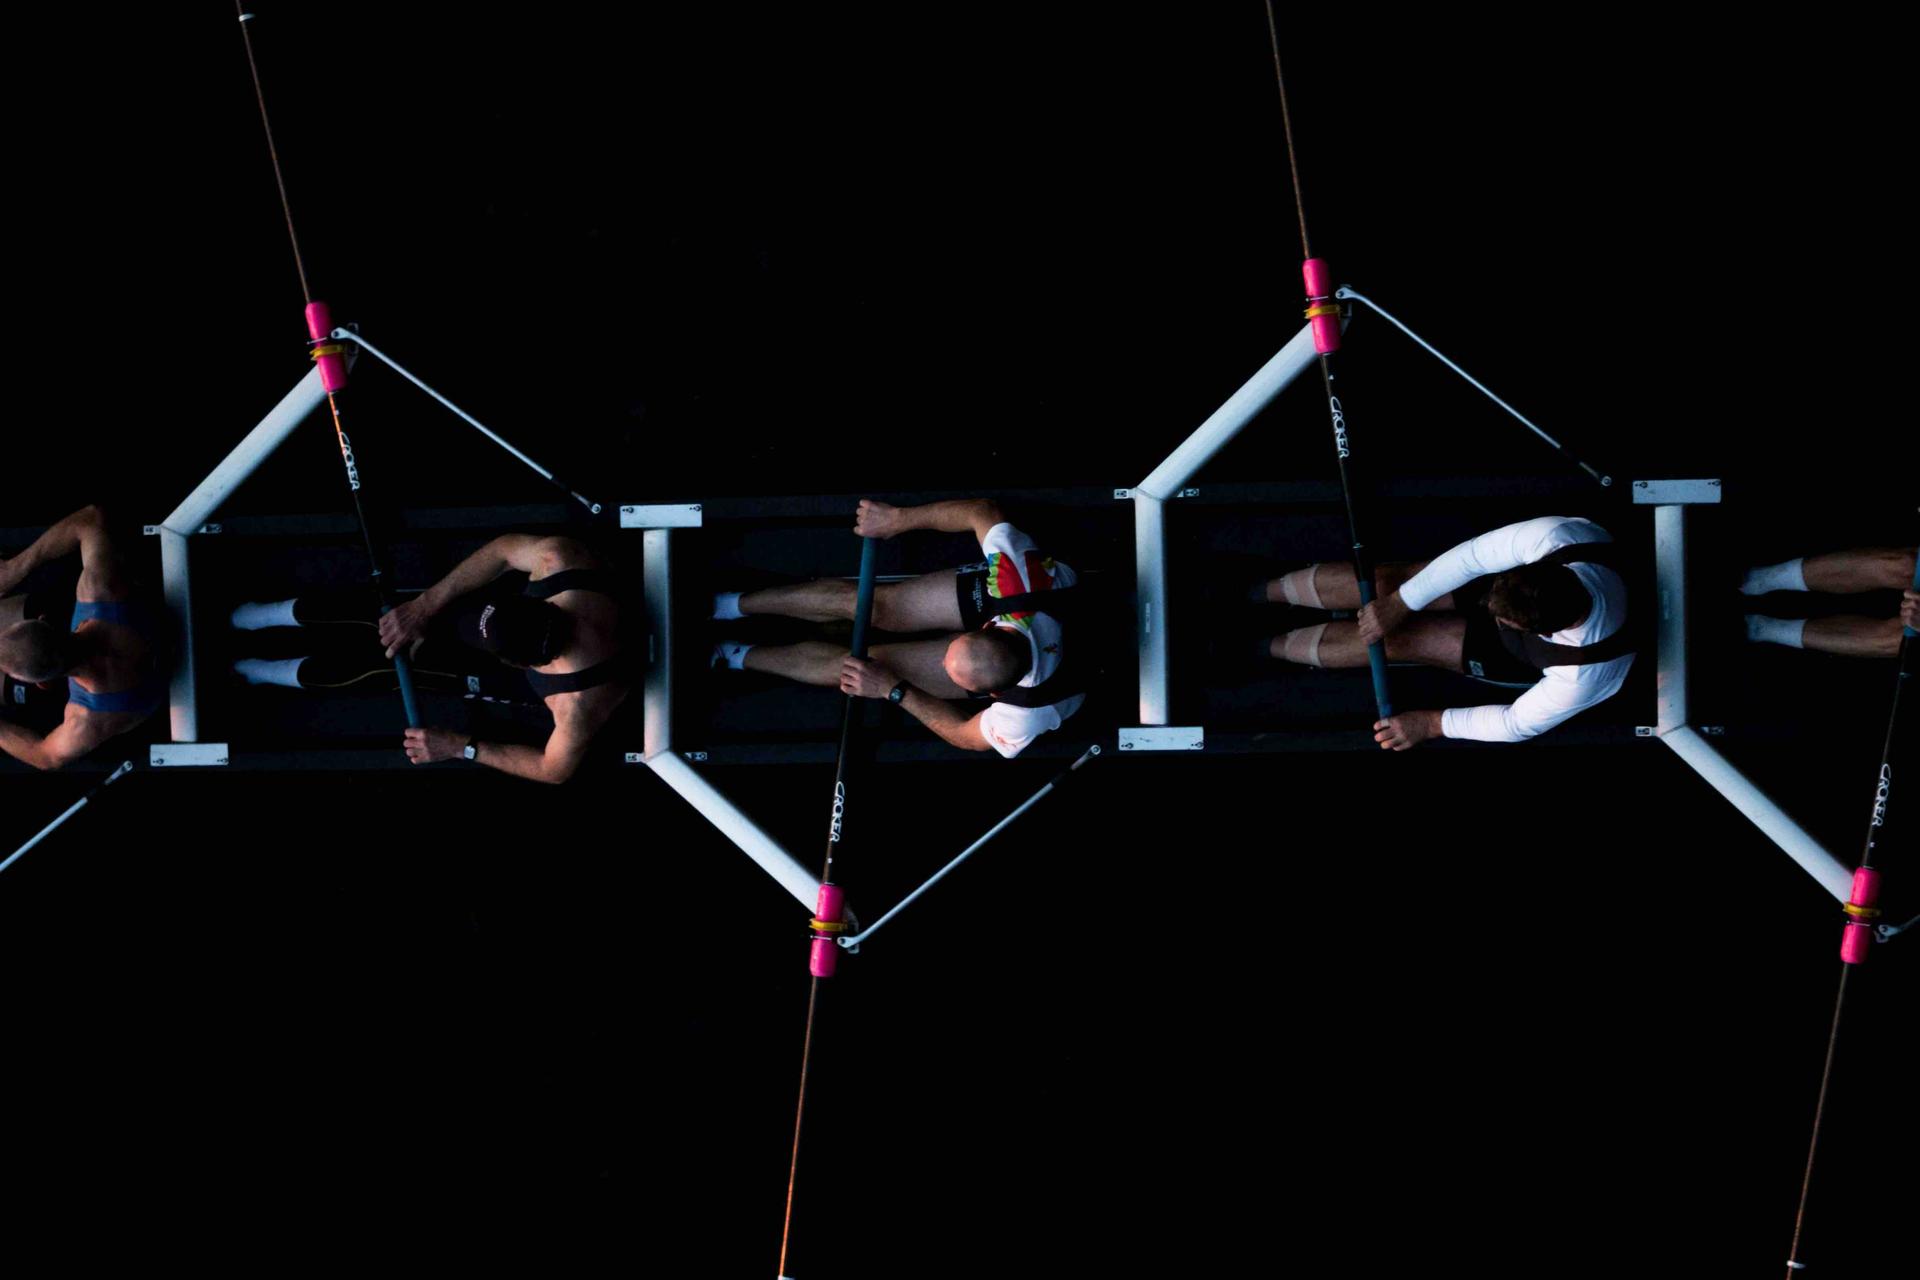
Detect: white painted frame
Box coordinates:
(631, 524, 820, 912)
(1130, 322, 1320, 731)
(159, 365, 331, 746)
(1646, 494, 1851, 902)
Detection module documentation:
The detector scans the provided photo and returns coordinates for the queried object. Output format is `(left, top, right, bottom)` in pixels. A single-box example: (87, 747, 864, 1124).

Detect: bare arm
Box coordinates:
(402, 711, 594, 784)
(837, 653, 993, 751)
(855, 499, 1007, 545)
(1, 506, 122, 598)
(471, 724, 593, 784)
(419, 535, 578, 614)
(0, 707, 112, 771)
(381, 535, 587, 656)
(895, 687, 994, 752)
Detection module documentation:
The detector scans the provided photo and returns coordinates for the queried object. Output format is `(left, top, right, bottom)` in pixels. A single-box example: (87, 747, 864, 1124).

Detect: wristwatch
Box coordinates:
(463, 740, 479, 761)
(888, 681, 910, 704)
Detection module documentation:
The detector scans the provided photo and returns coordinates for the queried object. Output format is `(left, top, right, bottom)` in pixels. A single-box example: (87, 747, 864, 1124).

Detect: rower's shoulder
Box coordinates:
(528, 536, 600, 577)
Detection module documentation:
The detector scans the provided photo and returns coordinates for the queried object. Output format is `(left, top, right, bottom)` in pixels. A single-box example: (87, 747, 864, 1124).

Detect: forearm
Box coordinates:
(898, 688, 991, 751)
(418, 539, 516, 615)
(466, 740, 556, 782)
(892, 499, 1003, 536)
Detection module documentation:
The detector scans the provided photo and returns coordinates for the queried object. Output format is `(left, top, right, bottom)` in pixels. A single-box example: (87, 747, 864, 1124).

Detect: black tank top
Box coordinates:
(523, 568, 630, 696)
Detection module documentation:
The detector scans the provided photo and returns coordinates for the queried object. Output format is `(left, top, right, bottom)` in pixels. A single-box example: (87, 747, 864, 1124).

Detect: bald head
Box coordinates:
(0, 619, 75, 683)
(944, 628, 1028, 694)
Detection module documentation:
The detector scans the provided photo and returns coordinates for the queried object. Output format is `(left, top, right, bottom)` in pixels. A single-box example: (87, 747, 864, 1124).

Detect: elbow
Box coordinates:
(1504, 717, 1544, 743)
(541, 755, 583, 784)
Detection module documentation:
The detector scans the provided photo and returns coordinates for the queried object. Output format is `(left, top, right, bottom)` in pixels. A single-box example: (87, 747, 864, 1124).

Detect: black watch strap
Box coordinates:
(888, 681, 910, 704)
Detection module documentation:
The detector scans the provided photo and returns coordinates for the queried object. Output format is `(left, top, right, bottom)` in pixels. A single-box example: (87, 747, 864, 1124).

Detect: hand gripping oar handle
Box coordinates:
(1355, 576, 1394, 719)
(379, 604, 424, 728)
(1906, 555, 1919, 639)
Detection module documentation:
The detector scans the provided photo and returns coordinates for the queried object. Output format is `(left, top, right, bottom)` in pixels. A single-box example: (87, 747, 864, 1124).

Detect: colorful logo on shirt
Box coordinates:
(986, 550, 1057, 630)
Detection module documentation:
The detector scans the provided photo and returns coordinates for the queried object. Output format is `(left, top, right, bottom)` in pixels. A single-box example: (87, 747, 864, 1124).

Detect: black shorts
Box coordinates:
(954, 563, 994, 630)
(1453, 575, 1542, 687)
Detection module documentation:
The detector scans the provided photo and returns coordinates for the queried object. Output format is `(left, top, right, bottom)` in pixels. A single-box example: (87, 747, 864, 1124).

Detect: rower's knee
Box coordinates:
(870, 583, 907, 632)
(1276, 623, 1327, 667)
(1883, 547, 1920, 591)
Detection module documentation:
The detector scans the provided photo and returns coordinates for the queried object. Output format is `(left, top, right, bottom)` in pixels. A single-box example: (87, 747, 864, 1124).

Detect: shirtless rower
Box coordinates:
(233, 535, 628, 783)
(0, 505, 169, 770)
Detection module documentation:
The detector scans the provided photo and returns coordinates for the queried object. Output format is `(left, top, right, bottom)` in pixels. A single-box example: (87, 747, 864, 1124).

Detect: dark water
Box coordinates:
(2, 7, 1913, 1274)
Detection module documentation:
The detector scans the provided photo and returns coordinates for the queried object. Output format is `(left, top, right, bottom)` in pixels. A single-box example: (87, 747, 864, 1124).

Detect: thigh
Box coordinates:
(872, 636, 973, 700)
(874, 569, 967, 633)
(1384, 612, 1469, 671)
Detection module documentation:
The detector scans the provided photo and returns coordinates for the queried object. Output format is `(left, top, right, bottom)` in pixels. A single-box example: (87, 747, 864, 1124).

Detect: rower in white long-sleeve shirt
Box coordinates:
(1258, 516, 1636, 750)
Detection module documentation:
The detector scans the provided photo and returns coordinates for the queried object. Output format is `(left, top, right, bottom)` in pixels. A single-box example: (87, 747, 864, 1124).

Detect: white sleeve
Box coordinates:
(1440, 657, 1632, 743)
(1399, 517, 1590, 612)
(978, 701, 1060, 759)
(978, 522, 1035, 563)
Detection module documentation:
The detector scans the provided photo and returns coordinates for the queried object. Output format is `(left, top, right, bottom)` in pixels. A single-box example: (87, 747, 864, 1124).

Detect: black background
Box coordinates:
(2, 6, 1913, 1274)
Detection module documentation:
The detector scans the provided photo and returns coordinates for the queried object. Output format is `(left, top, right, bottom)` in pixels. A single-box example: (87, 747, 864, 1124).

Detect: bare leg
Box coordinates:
(1801, 615, 1905, 659)
(1801, 547, 1918, 595)
(1272, 614, 1468, 671)
(739, 569, 965, 632)
(743, 640, 846, 686)
(739, 580, 856, 623)
(1263, 560, 1454, 611)
(742, 635, 974, 699)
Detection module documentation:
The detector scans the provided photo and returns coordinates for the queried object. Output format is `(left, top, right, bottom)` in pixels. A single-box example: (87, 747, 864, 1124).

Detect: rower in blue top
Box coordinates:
(0, 505, 170, 770)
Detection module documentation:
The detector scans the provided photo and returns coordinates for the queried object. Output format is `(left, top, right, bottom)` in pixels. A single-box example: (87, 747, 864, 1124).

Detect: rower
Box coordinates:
(0, 506, 170, 770)
(713, 498, 1085, 756)
(1261, 515, 1638, 750)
